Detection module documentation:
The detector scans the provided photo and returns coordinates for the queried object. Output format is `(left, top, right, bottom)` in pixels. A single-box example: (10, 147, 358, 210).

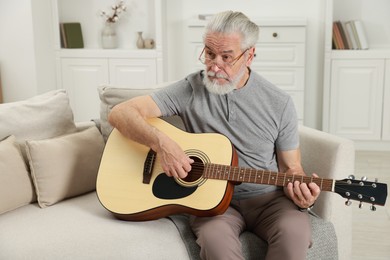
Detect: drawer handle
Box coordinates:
(272, 32, 278, 38)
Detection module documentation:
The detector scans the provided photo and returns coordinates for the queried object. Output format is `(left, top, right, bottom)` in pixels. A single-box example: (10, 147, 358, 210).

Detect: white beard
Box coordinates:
(202, 63, 247, 95)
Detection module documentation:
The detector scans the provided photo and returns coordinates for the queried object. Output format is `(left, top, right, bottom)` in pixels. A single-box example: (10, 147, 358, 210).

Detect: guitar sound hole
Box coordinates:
(182, 156, 204, 183)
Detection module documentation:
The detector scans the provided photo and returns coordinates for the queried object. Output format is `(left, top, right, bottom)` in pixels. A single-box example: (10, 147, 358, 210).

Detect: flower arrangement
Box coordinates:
(100, 1, 127, 23)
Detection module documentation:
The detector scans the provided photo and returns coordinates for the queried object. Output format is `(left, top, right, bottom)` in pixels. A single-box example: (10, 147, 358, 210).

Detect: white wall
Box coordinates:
(0, 0, 37, 102)
(0, 0, 56, 102)
(164, 0, 327, 129)
(31, 0, 57, 95)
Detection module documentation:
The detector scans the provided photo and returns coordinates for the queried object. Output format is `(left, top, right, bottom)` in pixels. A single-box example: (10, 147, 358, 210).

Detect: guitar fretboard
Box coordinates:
(203, 163, 334, 191)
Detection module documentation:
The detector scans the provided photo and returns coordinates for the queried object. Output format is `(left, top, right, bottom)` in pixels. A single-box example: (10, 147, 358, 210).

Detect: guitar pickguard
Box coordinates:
(152, 173, 198, 199)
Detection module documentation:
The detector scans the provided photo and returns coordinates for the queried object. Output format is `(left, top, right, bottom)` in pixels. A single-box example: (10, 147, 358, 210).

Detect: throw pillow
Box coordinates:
(0, 135, 35, 214)
(0, 89, 77, 161)
(26, 126, 105, 208)
(98, 83, 174, 141)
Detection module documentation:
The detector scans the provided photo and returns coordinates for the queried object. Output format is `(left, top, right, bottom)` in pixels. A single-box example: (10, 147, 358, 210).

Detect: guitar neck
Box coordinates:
(203, 163, 334, 192)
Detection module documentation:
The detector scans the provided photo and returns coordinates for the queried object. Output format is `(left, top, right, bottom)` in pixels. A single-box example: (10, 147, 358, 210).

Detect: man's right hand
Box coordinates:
(154, 132, 194, 179)
(108, 95, 193, 178)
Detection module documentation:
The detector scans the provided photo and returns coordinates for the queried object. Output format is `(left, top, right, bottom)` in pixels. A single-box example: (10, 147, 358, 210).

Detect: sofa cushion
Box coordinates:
(98, 84, 171, 141)
(0, 89, 77, 161)
(0, 135, 35, 214)
(26, 126, 105, 208)
(0, 192, 190, 260)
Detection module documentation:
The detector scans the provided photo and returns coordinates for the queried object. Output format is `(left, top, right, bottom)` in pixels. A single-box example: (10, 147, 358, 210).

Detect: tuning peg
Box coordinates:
(345, 199, 352, 206)
(361, 176, 367, 181)
(359, 201, 363, 209)
(348, 175, 355, 180)
(370, 205, 377, 211)
(372, 179, 379, 188)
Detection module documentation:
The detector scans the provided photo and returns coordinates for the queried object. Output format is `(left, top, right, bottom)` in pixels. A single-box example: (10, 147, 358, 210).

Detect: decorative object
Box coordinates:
(60, 23, 84, 49)
(100, 1, 127, 23)
(144, 39, 155, 49)
(100, 1, 127, 49)
(136, 31, 144, 49)
(101, 23, 118, 49)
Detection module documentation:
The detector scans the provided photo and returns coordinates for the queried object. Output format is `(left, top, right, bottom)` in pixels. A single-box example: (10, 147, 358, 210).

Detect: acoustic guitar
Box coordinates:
(97, 118, 387, 221)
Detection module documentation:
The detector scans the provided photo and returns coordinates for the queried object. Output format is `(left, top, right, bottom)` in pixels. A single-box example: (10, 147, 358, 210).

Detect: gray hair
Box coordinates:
(203, 11, 259, 50)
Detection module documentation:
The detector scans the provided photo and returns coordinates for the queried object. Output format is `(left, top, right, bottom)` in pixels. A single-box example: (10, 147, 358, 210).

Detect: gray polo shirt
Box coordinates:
(151, 70, 299, 199)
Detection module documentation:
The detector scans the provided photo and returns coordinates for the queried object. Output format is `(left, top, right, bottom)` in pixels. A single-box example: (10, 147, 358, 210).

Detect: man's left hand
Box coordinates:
(285, 173, 321, 209)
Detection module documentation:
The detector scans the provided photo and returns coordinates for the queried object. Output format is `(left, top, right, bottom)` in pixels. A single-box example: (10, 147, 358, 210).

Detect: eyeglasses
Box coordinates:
(198, 46, 249, 67)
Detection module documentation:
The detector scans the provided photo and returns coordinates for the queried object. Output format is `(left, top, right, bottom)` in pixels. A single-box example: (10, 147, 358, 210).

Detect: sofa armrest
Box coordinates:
(299, 125, 355, 260)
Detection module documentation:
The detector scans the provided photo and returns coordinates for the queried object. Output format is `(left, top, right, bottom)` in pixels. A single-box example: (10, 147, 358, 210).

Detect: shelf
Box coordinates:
(57, 48, 159, 58)
(332, 0, 390, 51)
(330, 49, 390, 59)
(188, 17, 307, 27)
(54, 0, 159, 50)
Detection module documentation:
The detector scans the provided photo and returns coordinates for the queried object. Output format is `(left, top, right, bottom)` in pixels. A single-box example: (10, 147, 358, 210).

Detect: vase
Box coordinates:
(136, 31, 145, 49)
(144, 39, 155, 49)
(101, 23, 118, 49)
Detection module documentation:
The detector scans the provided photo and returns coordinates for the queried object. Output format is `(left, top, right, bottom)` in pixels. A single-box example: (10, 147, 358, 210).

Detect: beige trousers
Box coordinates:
(190, 190, 312, 260)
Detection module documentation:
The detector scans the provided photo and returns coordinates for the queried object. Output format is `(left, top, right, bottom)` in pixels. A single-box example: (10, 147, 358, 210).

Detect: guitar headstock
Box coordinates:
(334, 176, 388, 211)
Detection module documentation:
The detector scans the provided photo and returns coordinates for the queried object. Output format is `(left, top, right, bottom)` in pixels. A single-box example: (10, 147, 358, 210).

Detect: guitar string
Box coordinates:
(184, 162, 333, 189)
(159, 159, 376, 193)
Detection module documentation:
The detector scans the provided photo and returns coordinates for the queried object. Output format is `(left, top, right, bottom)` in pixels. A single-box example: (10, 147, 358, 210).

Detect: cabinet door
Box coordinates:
(254, 68, 304, 121)
(329, 59, 385, 140)
(109, 59, 157, 87)
(253, 68, 304, 91)
(383, 60, 390, 140)
(61, 58, 109, 121)
(253, 44, 305, 67)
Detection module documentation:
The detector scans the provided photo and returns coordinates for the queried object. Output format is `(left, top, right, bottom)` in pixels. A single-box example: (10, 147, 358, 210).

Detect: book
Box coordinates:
(334, 21, 353, 49)
(340, 22, 352, 49)
(332, 22, 340, 49)
(336, 21, 349, 49)
(60, 22, 84, 49)
(59, 23, 67, 48)
(332, 21, 345, 49)
(332, 36, 337, 50)
(354, 20, 369, 50)
(332, 20, 369, 50)
(345, 21, 358, 50)
(350, 21, 361, 49)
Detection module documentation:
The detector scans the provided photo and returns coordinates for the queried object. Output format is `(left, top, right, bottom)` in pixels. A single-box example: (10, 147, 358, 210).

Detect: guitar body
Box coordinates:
(97, 118, 236, 221)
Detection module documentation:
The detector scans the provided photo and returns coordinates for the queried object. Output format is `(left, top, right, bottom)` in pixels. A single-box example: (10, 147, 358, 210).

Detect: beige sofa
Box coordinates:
(0, 86, 355, 259)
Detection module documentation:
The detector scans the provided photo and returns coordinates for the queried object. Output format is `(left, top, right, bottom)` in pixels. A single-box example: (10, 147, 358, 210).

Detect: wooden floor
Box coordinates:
(352, 151, 390, 260)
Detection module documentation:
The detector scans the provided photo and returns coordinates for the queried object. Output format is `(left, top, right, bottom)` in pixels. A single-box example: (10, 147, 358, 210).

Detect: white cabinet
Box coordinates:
(186, 19, 306, 122)
(108, 58, 157, 86)
(59, 54, 158, 121)
(323, 0, 390, 150)
(61, 58, 108, 121)
(328, 59, 384, 140)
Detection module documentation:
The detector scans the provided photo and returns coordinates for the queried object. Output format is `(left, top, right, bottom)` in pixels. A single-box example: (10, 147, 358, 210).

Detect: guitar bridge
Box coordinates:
(143, 149, 156, 184)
